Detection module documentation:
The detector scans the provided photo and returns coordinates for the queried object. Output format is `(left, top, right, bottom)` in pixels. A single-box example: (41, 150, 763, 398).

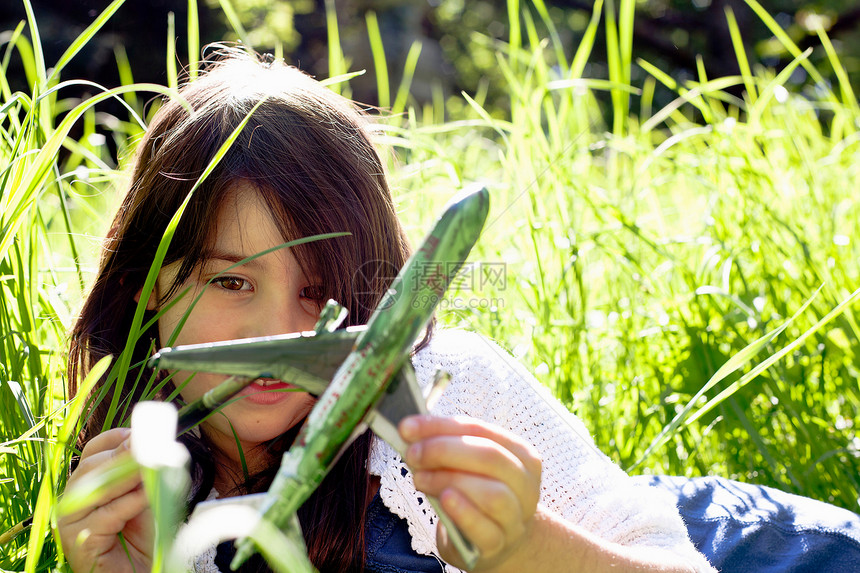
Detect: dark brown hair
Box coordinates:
(68, 47, 415, 573)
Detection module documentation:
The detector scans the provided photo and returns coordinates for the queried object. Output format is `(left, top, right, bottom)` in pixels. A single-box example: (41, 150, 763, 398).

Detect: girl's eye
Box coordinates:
(300, 285, 325, 301)
(214, 276, 251, 291)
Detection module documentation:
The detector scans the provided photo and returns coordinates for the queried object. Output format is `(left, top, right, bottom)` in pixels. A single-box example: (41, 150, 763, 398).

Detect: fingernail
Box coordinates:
(441, 489, 460, 513)
(406, 442, 422, 466)
(399, 416, 419, 440)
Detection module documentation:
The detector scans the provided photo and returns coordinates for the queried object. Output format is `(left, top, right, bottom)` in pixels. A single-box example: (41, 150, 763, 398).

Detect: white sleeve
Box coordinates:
(370, 329, 715, 573)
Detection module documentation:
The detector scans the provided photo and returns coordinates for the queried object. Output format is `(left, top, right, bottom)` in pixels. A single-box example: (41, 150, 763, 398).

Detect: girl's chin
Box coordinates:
(200, 387, 314, 457)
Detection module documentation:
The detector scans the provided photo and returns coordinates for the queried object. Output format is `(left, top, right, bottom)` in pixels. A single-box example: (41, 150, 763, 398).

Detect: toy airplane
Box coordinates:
(148, 184, 489, 570)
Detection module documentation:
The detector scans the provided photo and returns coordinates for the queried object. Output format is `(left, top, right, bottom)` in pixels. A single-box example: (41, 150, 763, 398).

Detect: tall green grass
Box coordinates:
(0, 1, 189, 569)
(1, 0, 859, 570)
(387, 0, 860, 511)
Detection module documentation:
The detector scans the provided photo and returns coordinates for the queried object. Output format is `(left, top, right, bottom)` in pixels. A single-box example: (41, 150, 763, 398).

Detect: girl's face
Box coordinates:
(151, 182, 322, 474)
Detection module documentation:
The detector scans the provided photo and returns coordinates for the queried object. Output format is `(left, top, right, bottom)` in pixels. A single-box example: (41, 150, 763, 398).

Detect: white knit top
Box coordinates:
(190, 329, 715, 572)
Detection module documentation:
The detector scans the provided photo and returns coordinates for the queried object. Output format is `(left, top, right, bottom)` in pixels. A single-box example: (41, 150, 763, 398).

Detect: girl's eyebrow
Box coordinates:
(205, 250, 263, 269)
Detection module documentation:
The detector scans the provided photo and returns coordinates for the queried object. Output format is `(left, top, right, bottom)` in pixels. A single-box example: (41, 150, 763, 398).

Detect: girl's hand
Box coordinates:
(399, 415, 542, 571)
(58, 428, 153, 573)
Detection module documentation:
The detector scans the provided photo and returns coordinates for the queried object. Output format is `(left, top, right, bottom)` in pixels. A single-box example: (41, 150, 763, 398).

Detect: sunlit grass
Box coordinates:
(388, 0, 860, 513)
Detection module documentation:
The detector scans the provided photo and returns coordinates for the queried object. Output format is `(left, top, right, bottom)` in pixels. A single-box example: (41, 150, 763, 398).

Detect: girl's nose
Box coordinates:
(254, 312, 298, 338)
(248, 296, 312, 338)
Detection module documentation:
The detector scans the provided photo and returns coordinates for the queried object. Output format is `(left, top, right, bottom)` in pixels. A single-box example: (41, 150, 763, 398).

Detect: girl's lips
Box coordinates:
(238, 379, 297, 405)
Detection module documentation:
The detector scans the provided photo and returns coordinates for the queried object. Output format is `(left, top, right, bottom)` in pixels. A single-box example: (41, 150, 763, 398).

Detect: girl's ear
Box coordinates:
(134, 287, 158, 310)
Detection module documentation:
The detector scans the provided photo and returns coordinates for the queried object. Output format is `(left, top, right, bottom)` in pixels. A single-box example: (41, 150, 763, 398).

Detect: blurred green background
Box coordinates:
(5, 1, 860, 112)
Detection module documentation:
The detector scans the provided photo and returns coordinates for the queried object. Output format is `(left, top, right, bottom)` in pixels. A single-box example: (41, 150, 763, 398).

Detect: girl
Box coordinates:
(59, 48, 715, 573)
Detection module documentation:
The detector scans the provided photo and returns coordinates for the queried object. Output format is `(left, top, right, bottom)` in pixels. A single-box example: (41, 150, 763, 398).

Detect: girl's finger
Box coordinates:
(61, 450, 143, 523)
(60, 470, 146, 524)
(437, 487, 508, 564)
(60, 488, 151, 559)
(69, 445, 133, 481)
(78, 427, 132, 460)
(90, 486, 151, 533)
(405, 434, 539, 513)
(68, 429, 133, 488)
(400, 415, 542, 477)
(413, 469, 526, 540)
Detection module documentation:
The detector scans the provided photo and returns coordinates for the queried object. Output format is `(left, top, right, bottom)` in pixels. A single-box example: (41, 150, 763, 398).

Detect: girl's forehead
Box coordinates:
(211, 184, 283, 242)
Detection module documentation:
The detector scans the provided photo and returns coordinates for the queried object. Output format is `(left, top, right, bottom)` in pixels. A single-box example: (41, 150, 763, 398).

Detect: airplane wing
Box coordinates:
(158, 336, 479, 565)
(366, 361, 480, 567)
(367, 360, 443, 450)
(149, 326, 366, 396)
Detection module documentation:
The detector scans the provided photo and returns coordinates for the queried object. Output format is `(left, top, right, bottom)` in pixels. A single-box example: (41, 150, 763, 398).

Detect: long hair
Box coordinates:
(68, 47, 415, 572)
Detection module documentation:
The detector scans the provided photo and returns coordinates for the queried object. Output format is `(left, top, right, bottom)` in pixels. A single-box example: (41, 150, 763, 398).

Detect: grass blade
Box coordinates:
(725, 6, 757, 104)
(813, 25, 859, 116)
(188, 0, 200, 81)
(20, 0, 46, 89)
(569, 0, 603, 80)
(391, 42, 422, 118)
(742, 0, 831, 96)
(167, 12, 178, 90)
(216, 0, 251, 48)
(324, 0, 346, 93)
(365, 11, 389, 109)
(685, 286, 860, 427)
(47, 0, 126, 84)
(630, 286, 823, 469)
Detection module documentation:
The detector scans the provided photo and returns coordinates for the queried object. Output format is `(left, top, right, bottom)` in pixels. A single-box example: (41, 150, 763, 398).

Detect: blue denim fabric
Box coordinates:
(633, 475, 860, 572)
(364, 491, 444, 573)
(363, 476, 860, 572)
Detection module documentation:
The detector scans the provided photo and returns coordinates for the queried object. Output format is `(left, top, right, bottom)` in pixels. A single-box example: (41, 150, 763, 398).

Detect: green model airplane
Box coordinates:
(149, 184, 490, 570)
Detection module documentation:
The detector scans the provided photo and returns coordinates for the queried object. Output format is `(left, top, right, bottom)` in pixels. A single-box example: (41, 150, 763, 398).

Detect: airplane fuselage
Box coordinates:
(232, 186, 489, 566)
